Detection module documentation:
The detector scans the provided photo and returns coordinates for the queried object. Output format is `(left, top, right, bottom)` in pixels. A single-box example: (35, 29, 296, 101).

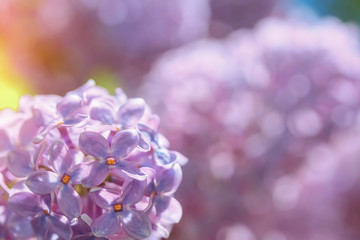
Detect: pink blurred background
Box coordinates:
(2, 0, 360, 239)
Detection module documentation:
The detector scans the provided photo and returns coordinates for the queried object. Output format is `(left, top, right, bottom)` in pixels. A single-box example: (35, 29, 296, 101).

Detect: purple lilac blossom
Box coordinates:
(141, 14, 360, 240)
(0, 80, 186, 239)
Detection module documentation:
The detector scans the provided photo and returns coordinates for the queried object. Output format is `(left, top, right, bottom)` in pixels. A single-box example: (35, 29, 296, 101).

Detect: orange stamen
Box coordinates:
(61, 174, 71, 184)
(113, 203, 122, 212)
(106, 157, 116, 165)
(57, 122, 64, 126)
(44, 209, 49, 215)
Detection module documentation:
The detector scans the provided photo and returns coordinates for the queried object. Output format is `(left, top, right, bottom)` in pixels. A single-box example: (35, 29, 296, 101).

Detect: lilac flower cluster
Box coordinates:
(0, 80, 186, 239)
(141, 15, 360, 239)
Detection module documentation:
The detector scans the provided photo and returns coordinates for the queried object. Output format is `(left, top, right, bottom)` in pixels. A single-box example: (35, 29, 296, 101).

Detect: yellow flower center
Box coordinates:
(113, 203, 122, 212)
(106, 157, 116, 165)
(61, 174, 71, 184)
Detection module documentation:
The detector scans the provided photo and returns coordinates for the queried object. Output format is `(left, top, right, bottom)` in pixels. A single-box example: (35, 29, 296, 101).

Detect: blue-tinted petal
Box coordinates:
(7, 213, 34, 239)
(26, 171, 59, 194)
(63, 114, 88, 126)
(48, 213, 72, 240)
(120, 209, 151, 240)
(91, 212, 120, 237)
(57, 184, 82, 219)
(111, 130, 139, 159)
(158, 197, 182, 224)
(116, 98, 145, 127)
(113, 161, 146, 181)
(120, 179, 147, 205)
(81, 161, 109, 188)
(9, 192, 42, 216)
(89, 188, 120, 209)
(7, 149, 33, 177)
(138, 133, 151, 152)
(79, 132, 109, 159)
(49, 141, 73, 174)
(57, 94, 83, 118)
(90, 101, 115, 124)
(154, 148, 176, 167)
(31, 215, 49, 237)
(157, 163, 182, 194)
(154, 195, 171, 216)
(73, 235, 108, 240)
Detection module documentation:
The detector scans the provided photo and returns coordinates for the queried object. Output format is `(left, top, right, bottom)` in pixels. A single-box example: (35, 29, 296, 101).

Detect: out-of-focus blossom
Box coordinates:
(0, 80, 186, 239)
(141, 14, 360, 240)
(209, 0, 277, 37)
(0, 0, 209, 94)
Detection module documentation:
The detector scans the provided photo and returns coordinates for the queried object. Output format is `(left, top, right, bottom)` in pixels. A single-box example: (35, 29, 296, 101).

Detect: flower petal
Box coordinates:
(91, 212, 120, 237)
(57, 94, 83, 118)
(154, 148, 176, 167)
(57, 184, 82, 219)
(63, 114, 89, 127)
(116, 98, 145, 127)
(113, 161, 146, 181)
(19, 118, 39, 146)
(81, 161, 109, 188)
(49, 141, 73, 174)
(89, 188, 120, 209)
(9, 192, 42, 216)
(120, 179, 147, 205)
(157, 163, 182, 194)
(90, 100, 115, 124)
(7, 149, 33, 177)
(111, 130, 139, 159)
(120, 209, 151, 240)
(48, 213, 73, 240)
(138, 133, 151, 152)
(26, 171, 59, 194)
(7, 213, 34, 239)
(79, 132, 109, 159)
(154, 195, 171, 216)
(158, 197, 182, 224)
(0, 130, 12, 156)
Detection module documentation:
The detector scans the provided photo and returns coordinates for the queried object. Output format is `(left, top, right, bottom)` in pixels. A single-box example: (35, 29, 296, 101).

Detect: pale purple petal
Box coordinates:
(157, 163, 182, 194)
(57, 94, 83, 118)
(91, 212, 120, 237)
(120, 179, 147, 205)
(73, 235, 108, 240)
(111, 130, 139, 159)
(158, 197, 182, 224)
(26, 171, 59, 194)
(31, 215, 49, 237)
(7, 213, 34, 239)
(69, 162, 88, 184)
(113, 161, 146, 181)
(7, 149, 33, 177)
(0, 130, 12, 156)
(49, 141, 73, 174)
(81, 161, 109, 188)
(89, 188, 120, 209)
(8, 192, 42, 216)
(63, 114, 89, 126)
(33, 123, 57, 144)
(116, 98, 145, 126)
(138, 134, 151, 151)
(120, 209, 151, 240)
(79, 132, 109, 159)
(154, 195, 171, 216)
(19, 118, 38, 146)
(57, 184, 82, 219)
(90, 101, 115, 124)
(154, 148, 176, 167)
(48, 213, 72, 240)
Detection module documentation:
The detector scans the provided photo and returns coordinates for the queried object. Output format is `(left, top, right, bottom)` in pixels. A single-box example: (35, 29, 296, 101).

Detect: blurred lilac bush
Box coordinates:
(0, 0, 209, 94)
(0, 80, 186, 239)
(141, 15, 360, 239)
